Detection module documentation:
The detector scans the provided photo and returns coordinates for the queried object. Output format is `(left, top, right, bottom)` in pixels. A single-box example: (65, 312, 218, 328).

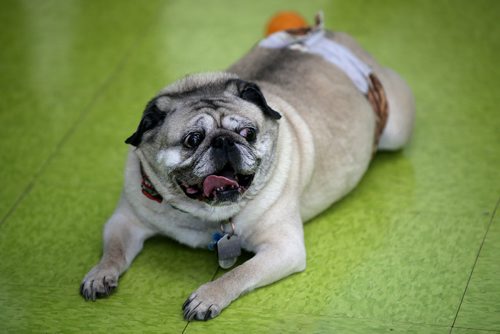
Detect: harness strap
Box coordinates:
(260, 14, 389, 151)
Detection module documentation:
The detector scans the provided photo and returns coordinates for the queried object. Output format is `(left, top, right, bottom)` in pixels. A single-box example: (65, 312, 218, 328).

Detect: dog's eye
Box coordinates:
(184, 132, 205, 148)
(239, 128, 256, 142)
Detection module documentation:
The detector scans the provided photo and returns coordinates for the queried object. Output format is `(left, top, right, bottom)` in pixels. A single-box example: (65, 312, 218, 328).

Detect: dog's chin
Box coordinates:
(176, 164, 255, 206)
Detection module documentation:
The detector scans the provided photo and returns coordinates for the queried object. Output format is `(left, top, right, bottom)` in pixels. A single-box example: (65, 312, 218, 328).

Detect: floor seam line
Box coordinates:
(182, 265, 220, 333)
(449, 195, 500, 333)
(0, 13, 156, 229)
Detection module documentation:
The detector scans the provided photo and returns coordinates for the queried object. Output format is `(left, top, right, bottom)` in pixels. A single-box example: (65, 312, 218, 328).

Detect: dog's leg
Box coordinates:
(182, 210, 306, 321)
(80, 198, 155, 300)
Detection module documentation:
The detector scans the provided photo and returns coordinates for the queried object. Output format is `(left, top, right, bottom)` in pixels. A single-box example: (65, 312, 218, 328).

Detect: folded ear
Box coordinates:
(234, 80, 281, 120)
(125, 98, 167, 147)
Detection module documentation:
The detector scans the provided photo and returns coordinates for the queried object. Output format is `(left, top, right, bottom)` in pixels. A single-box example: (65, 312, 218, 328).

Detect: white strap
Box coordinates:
(259, 30, 372, 94)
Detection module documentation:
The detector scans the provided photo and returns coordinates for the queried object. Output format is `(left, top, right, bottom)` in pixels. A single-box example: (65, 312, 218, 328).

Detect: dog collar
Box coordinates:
(140, 165, 163, 203)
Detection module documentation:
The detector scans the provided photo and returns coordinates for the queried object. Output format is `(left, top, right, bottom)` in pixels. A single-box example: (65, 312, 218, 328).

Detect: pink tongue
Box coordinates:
(203, 175, 239, 197)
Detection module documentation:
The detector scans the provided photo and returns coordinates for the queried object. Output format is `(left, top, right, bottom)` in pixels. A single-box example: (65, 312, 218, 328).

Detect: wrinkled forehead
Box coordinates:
(159, 94, 265, 129)
(157, 94, 265, 142)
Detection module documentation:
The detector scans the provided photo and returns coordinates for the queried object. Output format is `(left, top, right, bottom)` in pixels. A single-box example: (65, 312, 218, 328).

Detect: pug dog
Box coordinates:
(80, 24, 414, 321)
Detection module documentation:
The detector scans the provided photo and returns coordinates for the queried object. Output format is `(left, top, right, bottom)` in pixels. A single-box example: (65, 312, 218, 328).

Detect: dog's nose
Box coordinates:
(212, 136, 235, 149)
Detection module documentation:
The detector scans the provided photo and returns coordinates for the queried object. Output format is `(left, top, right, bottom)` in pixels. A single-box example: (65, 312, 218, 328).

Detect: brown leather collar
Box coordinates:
(366, 73, 389, 152)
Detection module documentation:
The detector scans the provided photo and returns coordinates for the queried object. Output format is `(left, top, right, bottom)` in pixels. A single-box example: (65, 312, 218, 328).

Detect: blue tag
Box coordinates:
(208, 232, 224, 251)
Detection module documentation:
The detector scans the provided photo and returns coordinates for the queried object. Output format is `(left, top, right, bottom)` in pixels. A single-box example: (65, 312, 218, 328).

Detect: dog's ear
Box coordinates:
(125, 98, 167, 147)
(235, 80, 281, 120)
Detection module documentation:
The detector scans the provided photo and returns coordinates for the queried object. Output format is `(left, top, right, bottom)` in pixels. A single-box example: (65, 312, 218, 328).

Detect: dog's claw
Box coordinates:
(182, 288, 222, 321)
(203, 306, 213, 321)
(90, 280, 96, 301)
(184, 302, 202, 321)
(80, 266, 119, 301)
(182, 294, 196, 310)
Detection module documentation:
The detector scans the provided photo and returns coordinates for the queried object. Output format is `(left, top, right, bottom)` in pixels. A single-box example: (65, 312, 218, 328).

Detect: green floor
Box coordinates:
(1, 0, 499, 333)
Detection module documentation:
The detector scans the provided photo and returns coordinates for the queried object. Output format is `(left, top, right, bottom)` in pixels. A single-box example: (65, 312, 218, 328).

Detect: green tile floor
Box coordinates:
(0, 0, 499, 333)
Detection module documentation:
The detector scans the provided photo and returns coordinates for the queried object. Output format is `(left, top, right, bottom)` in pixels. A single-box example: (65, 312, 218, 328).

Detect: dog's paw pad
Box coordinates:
(182, 293, 221, 321)
(80, 266, 118, 301)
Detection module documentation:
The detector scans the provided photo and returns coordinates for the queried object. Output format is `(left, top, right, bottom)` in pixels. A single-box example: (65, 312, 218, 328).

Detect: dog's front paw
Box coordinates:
(182, 282, 233, 321)
(80, 265, 119, 301)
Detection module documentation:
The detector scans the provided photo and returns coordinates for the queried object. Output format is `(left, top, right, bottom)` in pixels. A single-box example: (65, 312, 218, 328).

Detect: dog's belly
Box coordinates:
(281, 72, 375, 221)
(230, 47, 375, 221)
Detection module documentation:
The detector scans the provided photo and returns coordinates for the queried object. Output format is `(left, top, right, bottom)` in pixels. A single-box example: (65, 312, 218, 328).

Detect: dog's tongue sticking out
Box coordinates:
(203, 175, 239, 197)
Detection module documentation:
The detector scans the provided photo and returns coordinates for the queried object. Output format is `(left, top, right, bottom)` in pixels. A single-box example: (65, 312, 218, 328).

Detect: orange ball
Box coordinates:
(265, 11, 309, 36)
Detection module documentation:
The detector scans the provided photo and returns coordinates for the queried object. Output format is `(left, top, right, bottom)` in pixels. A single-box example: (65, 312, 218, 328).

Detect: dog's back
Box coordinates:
(229, 30, 414, 220)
